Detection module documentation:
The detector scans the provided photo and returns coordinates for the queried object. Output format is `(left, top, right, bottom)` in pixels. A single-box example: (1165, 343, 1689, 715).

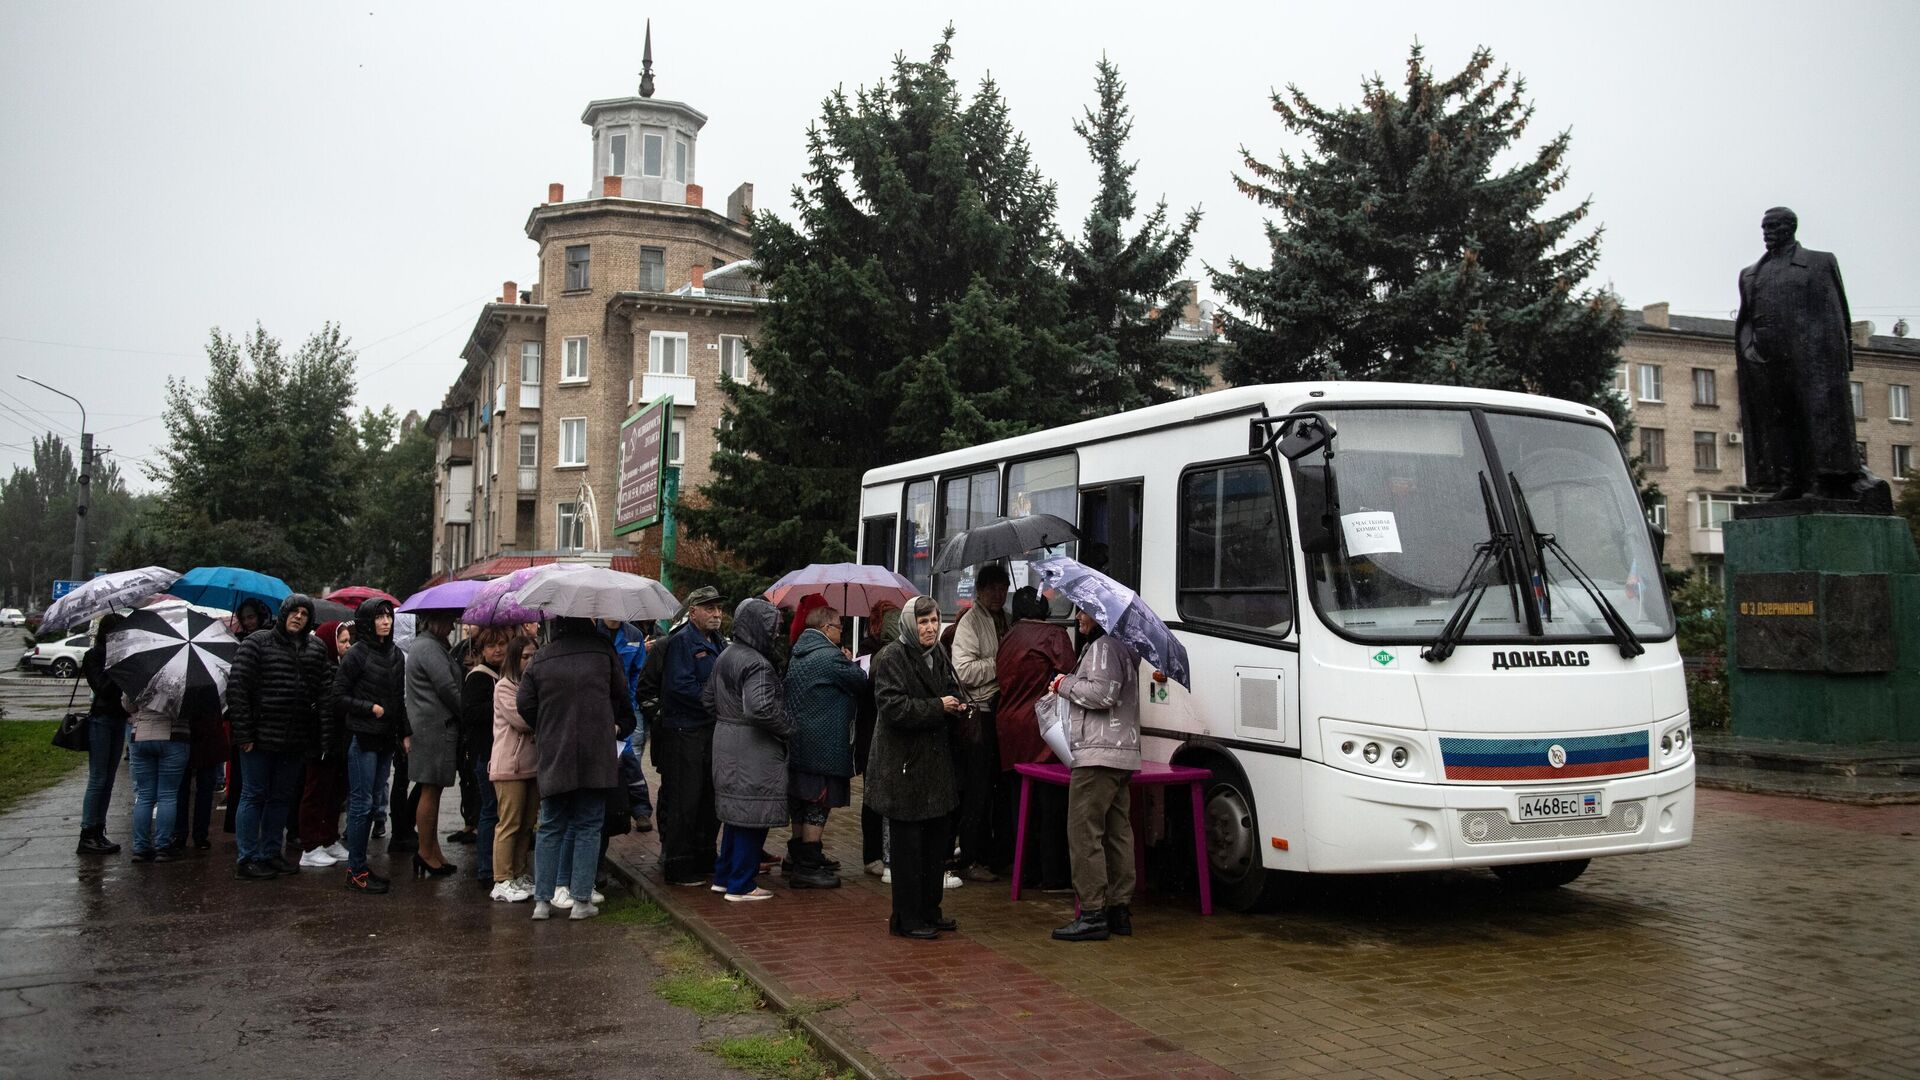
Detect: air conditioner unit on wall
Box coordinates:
(1726, 431, 1743, 445)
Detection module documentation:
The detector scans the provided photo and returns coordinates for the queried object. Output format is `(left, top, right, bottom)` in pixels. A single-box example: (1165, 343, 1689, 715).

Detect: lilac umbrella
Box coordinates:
(763, 563, 918, 614)
(397, 578, 488, 614)
(1031, 555, 1192, 689)
(460, 564, 591, 626)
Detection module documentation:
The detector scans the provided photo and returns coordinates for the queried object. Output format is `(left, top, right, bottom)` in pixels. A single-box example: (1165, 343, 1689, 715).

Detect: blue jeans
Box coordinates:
(235, 747, 304, 864)
(714, 824, 769, 895)
(344, 736, 394, 874)
(472, 751, 497, 882)
(128, 740, 189, 856)
(82, 714, 128, 830)
(534, 789, 603, 903)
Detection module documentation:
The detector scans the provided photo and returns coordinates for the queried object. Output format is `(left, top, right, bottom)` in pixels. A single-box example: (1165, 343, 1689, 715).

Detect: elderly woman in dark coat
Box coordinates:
(866, 595, 967, 939)
(704, 598, 789, 902)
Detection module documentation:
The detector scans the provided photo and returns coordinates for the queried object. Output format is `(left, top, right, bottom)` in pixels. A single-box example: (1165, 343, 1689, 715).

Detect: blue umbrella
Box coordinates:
(170, 566, 291, 613)
(1031, 555, 1192, 689)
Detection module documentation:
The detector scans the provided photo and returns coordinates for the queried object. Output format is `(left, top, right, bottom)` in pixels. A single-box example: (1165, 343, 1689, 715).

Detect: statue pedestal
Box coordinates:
(1723, 514, 1920, 743)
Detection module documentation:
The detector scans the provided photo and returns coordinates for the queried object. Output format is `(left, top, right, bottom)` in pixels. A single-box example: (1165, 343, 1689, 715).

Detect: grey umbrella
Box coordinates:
(40, 566, 181, 634)
(510, 566, 681, 623)
(932, 514, 1080, 573)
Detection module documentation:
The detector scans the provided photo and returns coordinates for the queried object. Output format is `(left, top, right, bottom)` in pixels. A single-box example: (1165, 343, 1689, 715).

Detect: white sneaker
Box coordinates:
(865, 859, 885, 877)
(943, 872, 963, 890)
(324, 842, 349, 861)
(724, 888, 774, 903)
(531, 900, 553, 920)
(589, 888, 605, 904)
(880, 867, 892, 884)
(299, 847, 338, 868)
(552, 886, 574, 910)
(568, 901, 600, 920)
(490, 880, 532, 903)
(710, 883, 727, 893)
(512, 874, 534, 892)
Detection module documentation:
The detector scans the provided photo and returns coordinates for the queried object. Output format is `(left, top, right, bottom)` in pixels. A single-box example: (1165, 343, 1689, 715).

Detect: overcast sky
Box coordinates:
(3, 0, 1916, 490)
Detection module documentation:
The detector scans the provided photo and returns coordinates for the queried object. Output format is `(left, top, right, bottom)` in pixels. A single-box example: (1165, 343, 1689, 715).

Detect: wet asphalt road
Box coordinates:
(0, 766, 753, 1079)
(2, 626, 85, 721)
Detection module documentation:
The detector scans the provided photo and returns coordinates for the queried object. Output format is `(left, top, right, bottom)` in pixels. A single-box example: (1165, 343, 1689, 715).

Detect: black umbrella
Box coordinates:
(933, 513, 1080, 573)
(104, 603, 240, 715)
(311, 598, 355, 624)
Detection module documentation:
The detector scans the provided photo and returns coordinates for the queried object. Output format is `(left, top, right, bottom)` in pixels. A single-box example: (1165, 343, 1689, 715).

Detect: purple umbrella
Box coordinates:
(397, 578, 488, 614)
(763, 563, 918, 614)
(1031, 555, 1192, 689)
(460, 564, 591, 626)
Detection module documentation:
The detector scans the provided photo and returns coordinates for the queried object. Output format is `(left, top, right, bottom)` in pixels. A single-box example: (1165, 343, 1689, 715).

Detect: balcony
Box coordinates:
(518, 467, 539, 497)
(641, 371, 696, 406)
(519, 383, 541, 409)
(445, 436, 474, 466)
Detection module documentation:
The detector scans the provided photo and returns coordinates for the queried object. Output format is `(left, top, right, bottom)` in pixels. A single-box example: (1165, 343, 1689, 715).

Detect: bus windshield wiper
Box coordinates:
(1422, 473, 1518, 663)
(1507, 473, 1645, 660)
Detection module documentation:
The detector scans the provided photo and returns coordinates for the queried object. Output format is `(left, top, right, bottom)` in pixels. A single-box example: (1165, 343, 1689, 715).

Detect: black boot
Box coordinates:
(76, 827, 121, 856)
(1104, 904, 1133, 937)
(788, 843, 841, 889)
(1051, 911, 1110, 942)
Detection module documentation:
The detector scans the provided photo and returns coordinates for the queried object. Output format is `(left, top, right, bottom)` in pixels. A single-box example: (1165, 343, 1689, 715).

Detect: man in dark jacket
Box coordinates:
(227, 594, 330, 880)
(651, 586, 727, 886)
(783, 604, 864, 888)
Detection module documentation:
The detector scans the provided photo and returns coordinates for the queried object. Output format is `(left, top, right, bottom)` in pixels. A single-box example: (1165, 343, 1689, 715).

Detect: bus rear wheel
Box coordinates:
(1492, 859, 1590, 889)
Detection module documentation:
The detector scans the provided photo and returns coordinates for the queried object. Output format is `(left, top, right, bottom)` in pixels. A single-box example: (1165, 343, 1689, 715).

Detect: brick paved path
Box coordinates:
(612, 780, 1920, 1079)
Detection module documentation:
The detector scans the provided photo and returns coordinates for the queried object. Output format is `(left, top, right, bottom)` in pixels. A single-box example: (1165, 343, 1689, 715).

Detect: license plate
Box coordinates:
(1515, 790, 1602, 822)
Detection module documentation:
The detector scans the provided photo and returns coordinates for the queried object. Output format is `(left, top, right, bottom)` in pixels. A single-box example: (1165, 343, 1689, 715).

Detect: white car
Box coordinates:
(22, 632, 89, 679)
(0, 608, 24, 627)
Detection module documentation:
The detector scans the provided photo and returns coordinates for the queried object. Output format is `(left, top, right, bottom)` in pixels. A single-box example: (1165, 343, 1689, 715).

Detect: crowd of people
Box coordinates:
(72, 569, 1144, 941)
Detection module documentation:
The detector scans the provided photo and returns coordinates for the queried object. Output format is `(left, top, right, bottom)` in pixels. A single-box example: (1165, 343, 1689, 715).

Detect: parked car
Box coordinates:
(0, 608, 24, 627)
(22, 632, 90, 679)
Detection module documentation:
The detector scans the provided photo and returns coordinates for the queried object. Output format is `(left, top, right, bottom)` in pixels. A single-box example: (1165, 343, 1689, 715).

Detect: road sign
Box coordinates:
(615, 395, 673, 536)
(51, 579, 82, 601)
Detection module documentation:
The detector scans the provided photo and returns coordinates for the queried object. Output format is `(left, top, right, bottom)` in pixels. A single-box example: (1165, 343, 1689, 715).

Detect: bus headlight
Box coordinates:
(1390, 747, 1408, 768)
(1363, 742, 1381, 764)
(1657, 715, 1692, 764)
(1320, 720, 1430, 781)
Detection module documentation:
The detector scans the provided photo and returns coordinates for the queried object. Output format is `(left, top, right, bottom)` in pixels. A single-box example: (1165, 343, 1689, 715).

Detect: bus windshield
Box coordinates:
(1297, 406, 1674, 644)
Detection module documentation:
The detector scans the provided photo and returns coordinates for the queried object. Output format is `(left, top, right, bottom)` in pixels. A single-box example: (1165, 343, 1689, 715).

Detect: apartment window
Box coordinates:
(564, 245, 590, 291)
(609, 132, 627, 176)
(1646, 493, 1668, 531)
(668, 417, 686, 466)
(518, 426, 538, 469)
(1696, 493, 1760, 530)
(639, 247, 665, 292)
(1894, 444, 1914, 479)
(1892, 384, 1912, 422)
(1177, 460, 1292, 633)
(642, 133, 663, 176)
(1636, 363, 1663, 403)
(562, 337, 587, 382)
(520, 341, 542, 384)
(673, 137, 689, 183)
(1639, 427, 1666, 469)
(557, 501, 585, 551)
(1613, 364, 1631, 404)
(1692, 368, 1717, 407)
(1851, 381, 1865, 420)
(1693, 430, 1719, 471)
(719, 336, 750, 382)
(649, 331, 687, 375)
(559, 417, 586, 467)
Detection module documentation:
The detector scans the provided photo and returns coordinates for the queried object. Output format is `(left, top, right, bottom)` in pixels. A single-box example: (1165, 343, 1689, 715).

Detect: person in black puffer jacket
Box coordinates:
(227, 594, 330, 880)
(333, 598, 411, 892)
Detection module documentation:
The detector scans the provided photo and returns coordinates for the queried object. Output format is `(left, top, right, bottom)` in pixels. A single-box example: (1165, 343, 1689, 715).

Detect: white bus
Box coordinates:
(857, 382, 1693, 910)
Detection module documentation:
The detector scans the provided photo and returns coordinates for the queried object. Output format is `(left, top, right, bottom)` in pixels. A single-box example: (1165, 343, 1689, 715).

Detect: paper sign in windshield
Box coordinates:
(1341, 511, 1403, 556)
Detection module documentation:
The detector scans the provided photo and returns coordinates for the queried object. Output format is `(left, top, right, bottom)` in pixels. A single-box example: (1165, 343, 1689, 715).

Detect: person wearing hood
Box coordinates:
(221, 596, 276, 837)
(704, 598, 790, 901)
(292, 619, 354, 868)
(783, 602, 863, 889)
(517, 616, 637, 921)
(866, 595, 968, 939)
(404, 612, 465, 878)
(994, 586, 1076, 891)
(227, 594, 331, 881)
(854, 601, 899, 876)
(1048, 604, 1142, 943)
(333, 598, 410, 894)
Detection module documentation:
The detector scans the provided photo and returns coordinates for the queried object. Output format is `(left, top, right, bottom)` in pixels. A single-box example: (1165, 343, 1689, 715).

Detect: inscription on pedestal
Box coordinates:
(1733, 571, 1893, 673)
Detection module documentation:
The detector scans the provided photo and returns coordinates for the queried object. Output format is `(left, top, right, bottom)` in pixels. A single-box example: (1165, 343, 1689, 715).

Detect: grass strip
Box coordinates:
(0, 721, 83, 815)
(707, 1030, 853, 1080)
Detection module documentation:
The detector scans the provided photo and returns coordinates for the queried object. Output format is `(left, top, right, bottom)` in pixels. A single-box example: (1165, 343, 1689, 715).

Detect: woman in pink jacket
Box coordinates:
(488, 634, 540, 902)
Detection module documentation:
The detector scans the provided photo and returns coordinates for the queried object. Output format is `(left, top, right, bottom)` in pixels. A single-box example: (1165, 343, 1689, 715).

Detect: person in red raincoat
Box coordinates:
(993, 586, 1075, 890)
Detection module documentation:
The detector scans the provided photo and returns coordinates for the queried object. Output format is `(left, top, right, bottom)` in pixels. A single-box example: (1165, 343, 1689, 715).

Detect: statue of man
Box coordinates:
(1733, 207, 1870, 501)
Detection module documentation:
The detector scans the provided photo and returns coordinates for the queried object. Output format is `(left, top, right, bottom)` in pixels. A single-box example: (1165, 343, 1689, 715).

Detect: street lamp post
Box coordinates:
(16, 376, 90, 582)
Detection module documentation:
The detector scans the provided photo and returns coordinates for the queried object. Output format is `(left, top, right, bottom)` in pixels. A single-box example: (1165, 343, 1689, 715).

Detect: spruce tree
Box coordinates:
(1060, 57, 1207, 413)
(683, 28, 1080, 582)
(1211, 45, 1628, 425)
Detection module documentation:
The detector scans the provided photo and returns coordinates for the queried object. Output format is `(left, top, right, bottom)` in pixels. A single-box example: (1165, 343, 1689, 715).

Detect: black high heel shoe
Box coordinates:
(412, 854, 458, 878)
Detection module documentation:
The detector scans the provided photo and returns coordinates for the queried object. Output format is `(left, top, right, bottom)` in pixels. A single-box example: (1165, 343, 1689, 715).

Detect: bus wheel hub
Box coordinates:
(1205, 788, 1254, 879)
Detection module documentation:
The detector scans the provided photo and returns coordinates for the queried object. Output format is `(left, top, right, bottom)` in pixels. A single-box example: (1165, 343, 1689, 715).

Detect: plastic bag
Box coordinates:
(1036, 691, 1074, 766)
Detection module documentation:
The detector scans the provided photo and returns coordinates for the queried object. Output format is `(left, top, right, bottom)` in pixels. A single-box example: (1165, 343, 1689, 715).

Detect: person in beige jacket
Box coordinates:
(1048, 604, 1140, 942)
(488, 634, 541, 901)
(949, 563, 1011, 882)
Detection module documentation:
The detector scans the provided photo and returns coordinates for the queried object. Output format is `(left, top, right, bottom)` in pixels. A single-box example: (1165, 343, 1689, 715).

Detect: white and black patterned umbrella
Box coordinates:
(39, 566, 181, 634)
(105, 602, 240, 714)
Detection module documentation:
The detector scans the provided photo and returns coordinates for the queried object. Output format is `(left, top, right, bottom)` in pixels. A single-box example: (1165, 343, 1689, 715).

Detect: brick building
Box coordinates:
(427, 50, 765, 579)
(1617, 302, 1918, 584)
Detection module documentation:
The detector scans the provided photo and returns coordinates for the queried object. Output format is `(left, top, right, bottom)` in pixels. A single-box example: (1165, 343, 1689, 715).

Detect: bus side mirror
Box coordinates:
(1293, 462, 1340, 555)
(1649, 522, 1667, 563)
(1277, 418, 1332, 460)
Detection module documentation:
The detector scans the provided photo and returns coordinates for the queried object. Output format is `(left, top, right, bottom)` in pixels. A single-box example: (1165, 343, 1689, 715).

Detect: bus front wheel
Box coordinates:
(1492, 859, 1590, 889)
(1200, 768, 1279, 912)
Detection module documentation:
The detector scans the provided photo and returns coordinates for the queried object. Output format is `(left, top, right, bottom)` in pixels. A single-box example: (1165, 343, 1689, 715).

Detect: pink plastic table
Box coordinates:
(1010, 760, 1214, 915)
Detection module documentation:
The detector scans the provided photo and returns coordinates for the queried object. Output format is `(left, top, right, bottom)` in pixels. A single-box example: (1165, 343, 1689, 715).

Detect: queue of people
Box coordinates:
(71, 572, 1146, 942)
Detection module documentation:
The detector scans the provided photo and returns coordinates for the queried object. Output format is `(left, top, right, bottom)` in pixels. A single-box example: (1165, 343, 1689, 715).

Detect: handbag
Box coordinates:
(51, 677, 90, 752)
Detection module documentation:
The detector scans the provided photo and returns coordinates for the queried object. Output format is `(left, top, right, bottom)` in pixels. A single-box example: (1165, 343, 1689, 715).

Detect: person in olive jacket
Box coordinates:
(865, 595, 967, 939)
(227, 594, 330, 881)
(333, 598, 411, 893)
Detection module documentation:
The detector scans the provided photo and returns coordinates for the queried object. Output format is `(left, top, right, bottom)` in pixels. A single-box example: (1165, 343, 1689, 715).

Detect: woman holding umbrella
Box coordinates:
(333, 599, 410, 894)
(76, 613, 132, 856)
(1047, 602, 1142, 944)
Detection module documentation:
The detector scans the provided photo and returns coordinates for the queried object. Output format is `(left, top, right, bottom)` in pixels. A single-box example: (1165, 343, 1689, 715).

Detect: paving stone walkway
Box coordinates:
(610, 779, 1920, 1080)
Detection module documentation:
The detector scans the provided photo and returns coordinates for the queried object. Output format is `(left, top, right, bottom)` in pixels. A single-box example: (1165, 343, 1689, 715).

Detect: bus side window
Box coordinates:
(1177, 460, 1293, 635)
(861, 516, 897, 572)
(1079, 481, 1143, 592)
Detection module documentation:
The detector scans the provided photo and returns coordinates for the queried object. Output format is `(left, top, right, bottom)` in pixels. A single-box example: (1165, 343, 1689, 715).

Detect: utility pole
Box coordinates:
(16, 376, 89, 581)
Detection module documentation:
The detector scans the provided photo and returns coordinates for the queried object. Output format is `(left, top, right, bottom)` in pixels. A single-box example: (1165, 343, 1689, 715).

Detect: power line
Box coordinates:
(0, 393, 78, 439)
(0, 334, 201, 358)
(360, 319, 476, 378)
(353, 294, 489, 352)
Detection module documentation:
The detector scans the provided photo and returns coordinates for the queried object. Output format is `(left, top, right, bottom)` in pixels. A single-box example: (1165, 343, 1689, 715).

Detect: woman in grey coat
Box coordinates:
(704, 598, 789, 901)
(404, 613, 464, 877)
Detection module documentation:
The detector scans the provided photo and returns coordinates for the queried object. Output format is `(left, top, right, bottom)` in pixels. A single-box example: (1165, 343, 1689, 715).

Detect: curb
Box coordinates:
(602, 840, 897, 1080)
(1696, 773, 1920, 805)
